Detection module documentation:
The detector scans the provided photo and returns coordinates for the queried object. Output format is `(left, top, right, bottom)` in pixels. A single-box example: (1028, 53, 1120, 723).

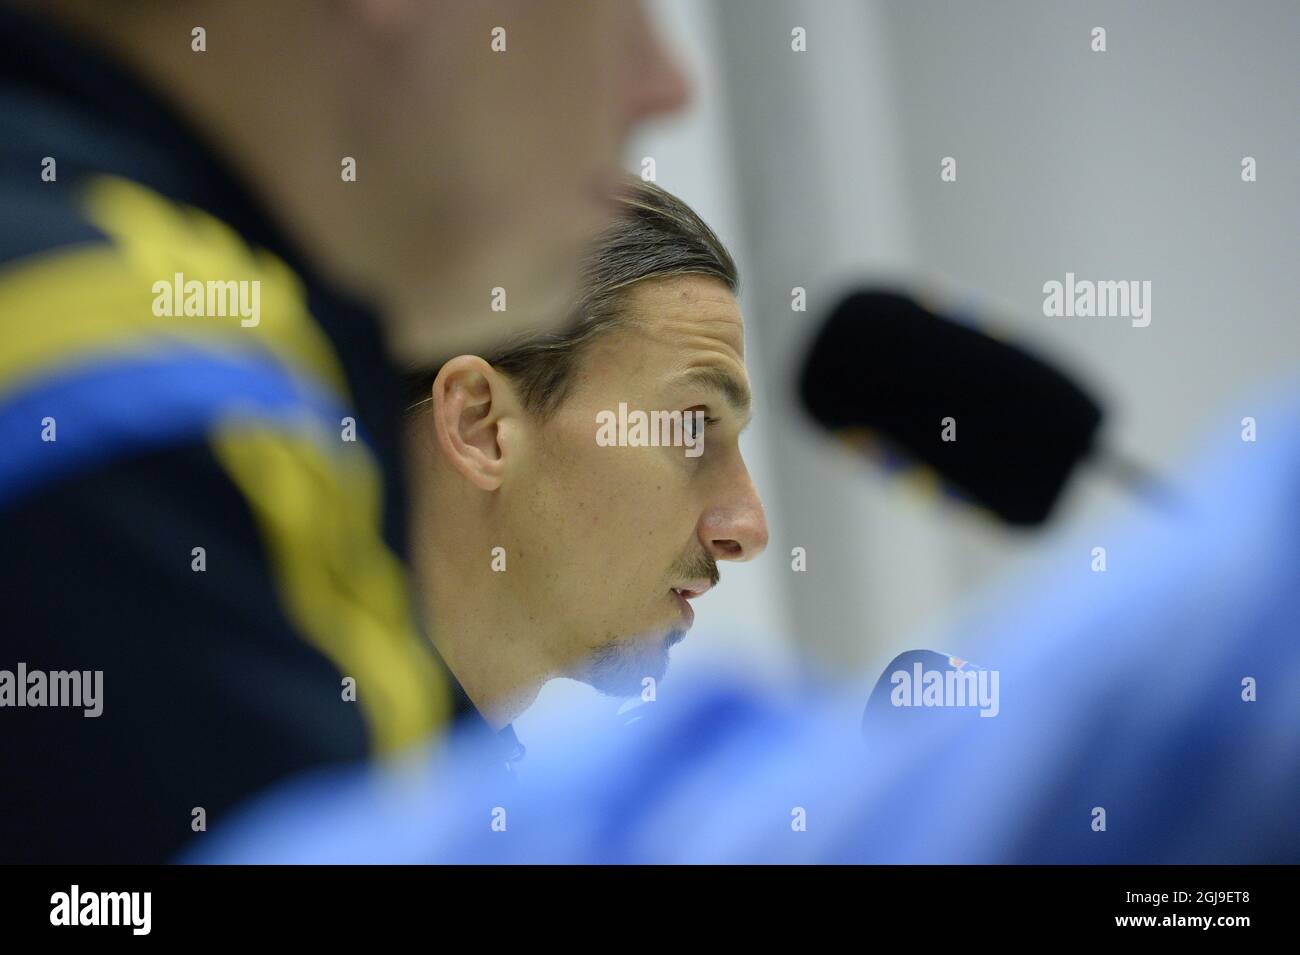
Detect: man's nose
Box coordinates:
(623, 1, 692, 124)
(699, 474, 769, 563)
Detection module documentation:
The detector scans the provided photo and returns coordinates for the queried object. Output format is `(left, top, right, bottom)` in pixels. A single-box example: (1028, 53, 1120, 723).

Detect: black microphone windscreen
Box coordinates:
(799, 290, 1103, 525)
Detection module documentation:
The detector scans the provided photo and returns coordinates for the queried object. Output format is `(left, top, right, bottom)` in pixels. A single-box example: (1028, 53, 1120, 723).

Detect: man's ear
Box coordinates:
(427, 355, 521, 491)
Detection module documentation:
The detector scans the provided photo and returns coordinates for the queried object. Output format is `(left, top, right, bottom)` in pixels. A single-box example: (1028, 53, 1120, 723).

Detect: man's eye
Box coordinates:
(685, 415, 716, 438)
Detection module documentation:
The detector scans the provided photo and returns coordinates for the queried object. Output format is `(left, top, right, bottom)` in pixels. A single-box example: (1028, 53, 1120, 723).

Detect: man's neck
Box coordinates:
(429, 608, 548, 732)
(412, 512, 553, 731)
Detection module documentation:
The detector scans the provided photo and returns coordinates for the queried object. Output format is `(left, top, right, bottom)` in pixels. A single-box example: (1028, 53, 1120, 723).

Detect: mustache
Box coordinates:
(672, 553, 720, 588)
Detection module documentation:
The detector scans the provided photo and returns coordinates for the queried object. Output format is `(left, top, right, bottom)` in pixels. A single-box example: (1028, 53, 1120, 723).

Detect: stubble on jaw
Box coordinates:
(578, 628, 684, 698)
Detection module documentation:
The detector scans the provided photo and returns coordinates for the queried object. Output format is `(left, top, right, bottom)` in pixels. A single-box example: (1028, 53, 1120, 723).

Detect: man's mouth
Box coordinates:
(671, 581, 713, 600)
(669, 580, 714, 630)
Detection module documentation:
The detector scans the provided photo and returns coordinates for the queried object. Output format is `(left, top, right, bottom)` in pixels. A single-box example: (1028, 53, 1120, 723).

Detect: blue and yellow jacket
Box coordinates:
(0, 7, 465, 861)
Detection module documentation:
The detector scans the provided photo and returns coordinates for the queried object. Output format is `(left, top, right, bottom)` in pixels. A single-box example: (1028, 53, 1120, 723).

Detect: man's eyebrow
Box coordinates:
(674, 367, 752, 415)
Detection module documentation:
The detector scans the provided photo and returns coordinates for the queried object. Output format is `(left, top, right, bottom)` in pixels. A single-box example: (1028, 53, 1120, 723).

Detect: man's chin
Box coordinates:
(577, 629, 684, 698)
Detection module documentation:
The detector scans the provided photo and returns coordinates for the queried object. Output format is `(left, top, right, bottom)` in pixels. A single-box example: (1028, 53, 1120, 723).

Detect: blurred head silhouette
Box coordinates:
(29, 0, 691, 359)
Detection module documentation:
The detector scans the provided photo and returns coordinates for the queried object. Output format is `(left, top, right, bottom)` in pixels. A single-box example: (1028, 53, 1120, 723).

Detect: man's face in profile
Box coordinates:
(503, 275, 768, 694)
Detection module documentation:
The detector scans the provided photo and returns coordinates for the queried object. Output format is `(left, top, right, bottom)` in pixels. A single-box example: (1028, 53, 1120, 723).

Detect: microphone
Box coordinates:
(798, 289, 1178, 525)
(861, 649, 995, 736)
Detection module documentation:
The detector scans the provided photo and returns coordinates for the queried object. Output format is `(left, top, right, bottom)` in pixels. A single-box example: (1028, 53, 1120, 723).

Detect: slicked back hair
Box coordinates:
(406, 177, 738, 419)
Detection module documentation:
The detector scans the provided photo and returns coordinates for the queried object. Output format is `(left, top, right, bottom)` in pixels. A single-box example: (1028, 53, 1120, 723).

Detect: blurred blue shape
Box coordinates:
(186, 382, 1300, 864)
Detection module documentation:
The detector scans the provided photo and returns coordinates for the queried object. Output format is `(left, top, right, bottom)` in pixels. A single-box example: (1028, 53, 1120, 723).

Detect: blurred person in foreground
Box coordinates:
(0, 0, 687, 862)
(191, 379, 1300, 863)
(404, 179, 768, 759)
